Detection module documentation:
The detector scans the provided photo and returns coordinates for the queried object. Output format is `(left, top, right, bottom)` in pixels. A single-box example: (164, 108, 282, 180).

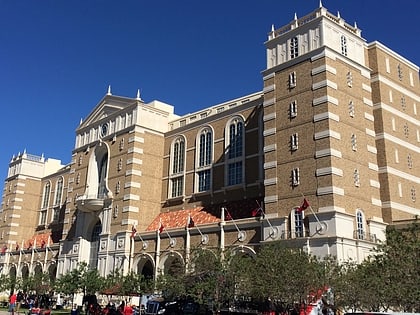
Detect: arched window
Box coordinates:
(356, 210, 364, 240)
(40, 182, 51, 225)
(170, 137, 186, 198)
(196, 128, 213, 192)
(226, 118, 244, 186)
(42, 182, 51, 209)
(172, 137, 185, 174)
(54, 177, 64, 206)
(199, 129, 212, 167)
(97, 153, 108, 198)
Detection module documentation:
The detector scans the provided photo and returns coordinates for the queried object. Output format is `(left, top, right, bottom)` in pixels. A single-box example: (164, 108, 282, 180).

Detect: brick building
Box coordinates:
(0, 4, 418, 282)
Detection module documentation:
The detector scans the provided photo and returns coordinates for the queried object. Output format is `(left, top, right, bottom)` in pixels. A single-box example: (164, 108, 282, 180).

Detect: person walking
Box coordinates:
(9, 292, 17, 315)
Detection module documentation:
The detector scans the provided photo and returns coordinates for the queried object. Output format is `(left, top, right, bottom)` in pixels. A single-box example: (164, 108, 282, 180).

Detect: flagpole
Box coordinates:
(255, 200, 277, 237)
(300, 194, 326, 232)
(222, 207, 246, 242)
(187, 214, 208, 244)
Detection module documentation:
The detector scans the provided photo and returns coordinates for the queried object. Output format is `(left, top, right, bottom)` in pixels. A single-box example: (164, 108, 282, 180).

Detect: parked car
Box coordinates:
(145, 299, 182, 315)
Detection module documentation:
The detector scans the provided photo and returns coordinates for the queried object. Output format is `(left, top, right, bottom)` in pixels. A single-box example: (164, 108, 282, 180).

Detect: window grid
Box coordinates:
(198, 170, 211, 192)
(228, 121, 243, 159)
(42, 183, 51, 209)
(294, 211, 304, 238)
(199, 130, 212, 167)
(172, 139, 185, 174)
(228, 162, 242, 186)
(54, 178, 63, 206)
(171, 177, 184, 198)
(39, 210, 47, 226)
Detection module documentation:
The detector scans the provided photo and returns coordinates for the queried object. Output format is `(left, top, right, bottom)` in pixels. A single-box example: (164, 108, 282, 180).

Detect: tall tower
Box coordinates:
(0, 152, 64, 249)
(367, 42, 420, 223)
(262, 5, 386, 260)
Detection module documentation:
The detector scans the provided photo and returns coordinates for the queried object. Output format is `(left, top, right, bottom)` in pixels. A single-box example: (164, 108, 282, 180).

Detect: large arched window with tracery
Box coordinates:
(196, 128, 213, 192)
(169, 137, 186, 198)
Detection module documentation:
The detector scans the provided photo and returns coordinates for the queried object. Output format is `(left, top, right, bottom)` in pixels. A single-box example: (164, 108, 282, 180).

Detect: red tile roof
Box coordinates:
(24, 233, 52, 249)
(146, 198, 263, 232)
(146, 207, 220, 232)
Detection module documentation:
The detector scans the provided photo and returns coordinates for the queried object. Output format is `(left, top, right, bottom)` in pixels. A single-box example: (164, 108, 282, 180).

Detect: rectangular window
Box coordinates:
(39, 210, 47, 226)
(346, 71, 353, 87)
(289, 100, 297, 118)
(289, 71, 297, 88)
(53, 207, 60, 221)
(198, 170, 211, 192)
(291, 133, 299, 151)
(354, 169, 360, 187)
(290, 37, 299, 59)
(341, 35, 347, 56)
(351, 134, 357, 151)
(292, 168, 300, 186)
(294, 211, 304, 238)
(348, 100, 355, 117)
(228, 162, 242, 186)
(171, 177, 184, 198)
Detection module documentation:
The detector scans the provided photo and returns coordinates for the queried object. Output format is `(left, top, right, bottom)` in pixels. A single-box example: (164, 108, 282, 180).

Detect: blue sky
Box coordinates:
(1, 0, 419, 184)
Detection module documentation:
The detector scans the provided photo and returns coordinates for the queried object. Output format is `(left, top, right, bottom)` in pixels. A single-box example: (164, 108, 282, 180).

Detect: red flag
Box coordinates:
(188, 216, 195, 228)
(225, 209, 232, 220)
(159, 222, 165, 234)
(131, 225, 137, 238)
(1, 246, 6, 254)
(297, 198, 310, 212)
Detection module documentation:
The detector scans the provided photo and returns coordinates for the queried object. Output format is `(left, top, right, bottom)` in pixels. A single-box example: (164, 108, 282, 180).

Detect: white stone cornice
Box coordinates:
(315, 129, 341, 140)
(263, 97, 276, 107)
(263, 112, 276, 121)
(317, 186, 345, 196)
(313, 95, 338, 106)
(378, 166, 420, 184)
(370, 74, 420, 102)
(373, 102, 420, 126)
(376, 132, 420, 153)
(263, 84, 275, 93)
(312, 79, 338, 90)
(264, 178, 277, 186)
(315, 148, 342, 158)
(311, 64, 337, 76)
(364, 112, 374, 121)
(381, 201, 420, 216)
(314, 112, 340, 122)
(316, 167, 343, 176)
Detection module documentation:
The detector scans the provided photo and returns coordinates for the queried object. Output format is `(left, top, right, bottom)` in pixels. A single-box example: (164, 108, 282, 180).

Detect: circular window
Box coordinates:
(100, 123, 108, 137)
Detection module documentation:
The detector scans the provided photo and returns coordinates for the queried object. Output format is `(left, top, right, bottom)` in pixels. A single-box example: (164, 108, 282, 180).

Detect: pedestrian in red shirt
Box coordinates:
(9, 292, 17, 315)
(123, 303, 133, 315)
